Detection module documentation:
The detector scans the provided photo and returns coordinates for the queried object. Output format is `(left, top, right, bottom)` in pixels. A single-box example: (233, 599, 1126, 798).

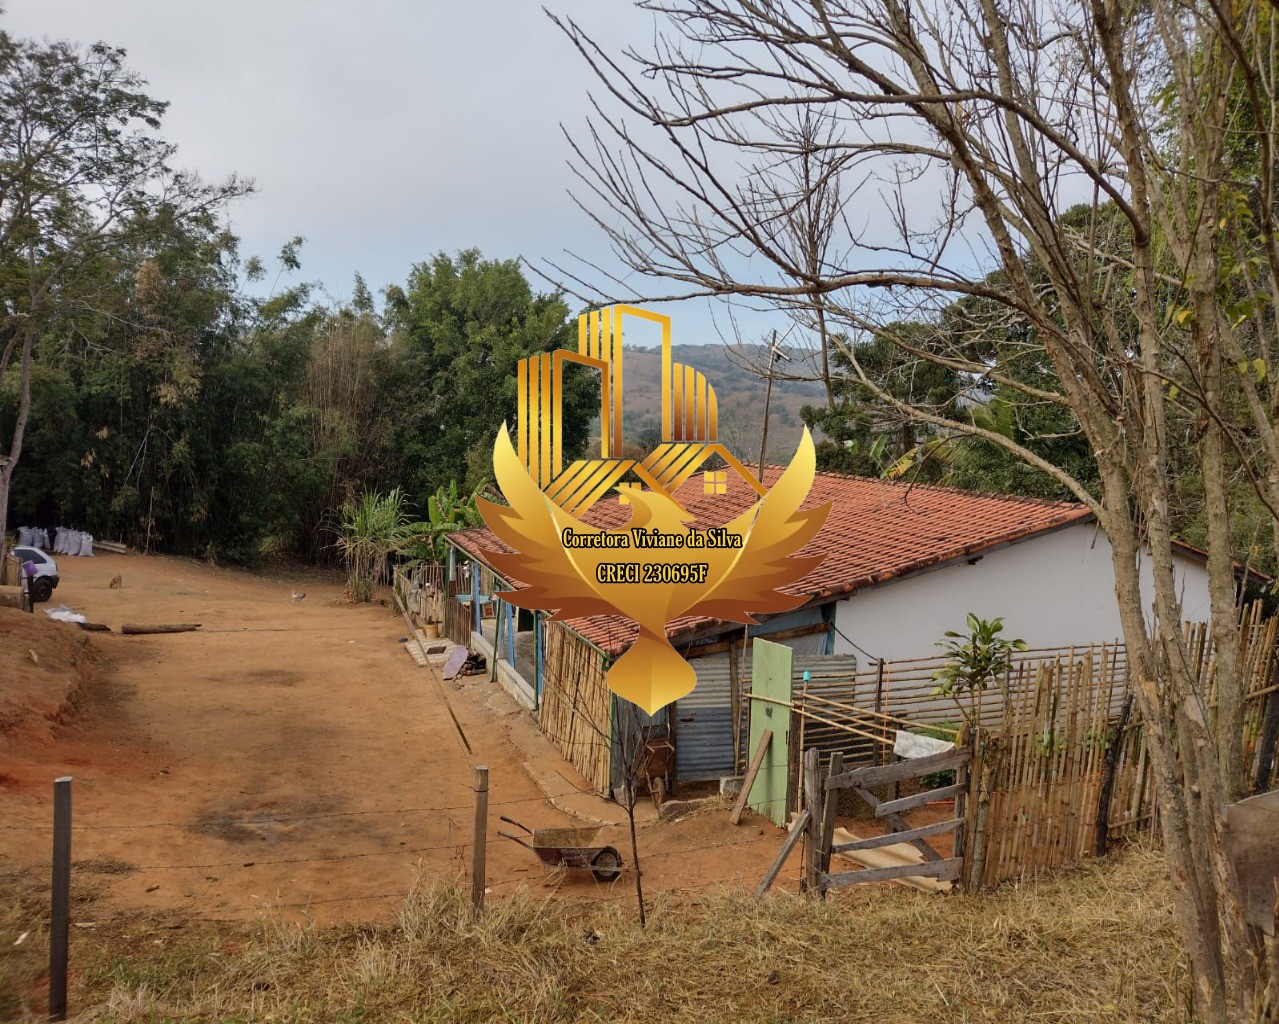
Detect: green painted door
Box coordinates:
(747, 638, 793, 826)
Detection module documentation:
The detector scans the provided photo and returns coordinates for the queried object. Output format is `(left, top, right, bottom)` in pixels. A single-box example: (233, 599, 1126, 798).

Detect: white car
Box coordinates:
(11, 545, 60, 603)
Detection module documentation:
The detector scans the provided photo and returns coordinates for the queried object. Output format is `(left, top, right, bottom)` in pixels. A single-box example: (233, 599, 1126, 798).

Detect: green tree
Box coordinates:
(0, 32, 248, 557)
(802, 324, 966, 479)
(399, 480, 483, 566)
(381, 250, 595, 509)
(932, 614, 1028, 725)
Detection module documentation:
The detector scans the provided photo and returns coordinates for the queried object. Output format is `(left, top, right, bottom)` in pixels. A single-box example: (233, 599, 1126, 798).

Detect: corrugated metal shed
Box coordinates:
(672, 607, 832, 782)
(672, 641, 854, 783)
(792, 654, 870, 765)
(674, 650, 753, 782)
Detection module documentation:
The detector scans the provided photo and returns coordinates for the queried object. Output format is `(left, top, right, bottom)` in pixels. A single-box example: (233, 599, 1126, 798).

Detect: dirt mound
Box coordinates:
(0, 607, 101, 738)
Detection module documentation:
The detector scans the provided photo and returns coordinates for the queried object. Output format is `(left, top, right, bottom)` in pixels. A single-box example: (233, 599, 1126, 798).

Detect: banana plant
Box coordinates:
(401, 481, 483, 565)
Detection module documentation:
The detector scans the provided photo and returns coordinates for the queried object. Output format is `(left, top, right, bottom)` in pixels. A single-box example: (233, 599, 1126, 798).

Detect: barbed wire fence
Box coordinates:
(4, 774, 803, 936)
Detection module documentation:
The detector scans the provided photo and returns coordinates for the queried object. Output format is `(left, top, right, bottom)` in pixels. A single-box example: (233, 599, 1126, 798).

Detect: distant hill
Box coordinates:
(586, 343, 829, 462)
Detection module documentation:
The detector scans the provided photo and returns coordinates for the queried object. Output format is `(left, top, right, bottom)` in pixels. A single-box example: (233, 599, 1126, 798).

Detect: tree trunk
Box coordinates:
(0, 329, 35, 566)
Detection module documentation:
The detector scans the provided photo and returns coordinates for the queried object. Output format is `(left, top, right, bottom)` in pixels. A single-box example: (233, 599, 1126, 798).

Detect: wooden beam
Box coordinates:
(820, 857, 963, 891)
(730, 729, 772, 826)
(818, 751, 843, 885)
(827, 749, 969, 790)
(803, 748, 821, 893)
(853, 786, 944, 862)
(876, 783, 966, 817)
(756, 809, 810, 896)
(682, 621, 830, 658)
(121, 623, 202, 635)
(831, 817, 962, 854)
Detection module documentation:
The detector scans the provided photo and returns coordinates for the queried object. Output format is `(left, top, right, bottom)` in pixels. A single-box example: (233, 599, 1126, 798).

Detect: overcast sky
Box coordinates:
(5, 0, 782, 347)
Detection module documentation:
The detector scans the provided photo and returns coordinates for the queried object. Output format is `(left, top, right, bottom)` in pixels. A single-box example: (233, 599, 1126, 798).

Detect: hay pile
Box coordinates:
(44, 837, 1187, 1024)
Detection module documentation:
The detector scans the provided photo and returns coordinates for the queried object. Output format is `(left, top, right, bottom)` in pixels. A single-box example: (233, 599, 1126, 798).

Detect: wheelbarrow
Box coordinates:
(497, 816, 623, 881)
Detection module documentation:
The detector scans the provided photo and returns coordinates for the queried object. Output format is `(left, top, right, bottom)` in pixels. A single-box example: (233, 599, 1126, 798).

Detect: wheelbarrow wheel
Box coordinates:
(649, 776, 666, 811)
(591, 846, 623, 882)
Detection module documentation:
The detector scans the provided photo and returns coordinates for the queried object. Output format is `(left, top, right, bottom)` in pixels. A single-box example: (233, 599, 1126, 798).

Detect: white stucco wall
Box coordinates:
(831, 522, 1212, 663)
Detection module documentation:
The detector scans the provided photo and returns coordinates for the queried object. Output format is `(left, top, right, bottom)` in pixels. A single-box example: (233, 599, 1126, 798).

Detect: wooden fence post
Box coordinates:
(50, 776, 72, 1022)
(1254, 662, 1279, 795)
(802, 748, 821, 894)
(471, 766, 488, 913)
(729, 638, 742, 774)
(873, 660, 886, 760)
(1096, 691, 1135, 856)
(817, 751, 843, 897)
(967, 743, 990, 891)
(953, 724, 971, 884)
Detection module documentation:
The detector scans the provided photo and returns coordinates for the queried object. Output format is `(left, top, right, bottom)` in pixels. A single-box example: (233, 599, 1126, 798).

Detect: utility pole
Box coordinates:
(756, 331, 792, 481)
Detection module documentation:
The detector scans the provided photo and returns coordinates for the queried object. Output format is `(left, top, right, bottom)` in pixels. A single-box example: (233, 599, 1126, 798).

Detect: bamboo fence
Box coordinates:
(963, 653, 1127, 887)
(780, 606, 1279, 890)
(443, 591, 471, 647)
(538, 619, 612, 793)
(962, 612, 1279, 887)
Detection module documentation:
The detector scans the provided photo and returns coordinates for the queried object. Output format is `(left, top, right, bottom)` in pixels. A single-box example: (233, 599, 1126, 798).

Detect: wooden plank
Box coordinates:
(876, 783, 965, 818)
(756, 809, 810, 896)
(829, 827, 949, 892)
(682, 621, 829, 658)
(853, 786, 944, 862)
(827, 748, 969, 789)
(729, 729, 772, 826)
(831, 817, 962, 854)
(803, 748, 821, 892)
(818, 751, 843, 882)
(820, 857, 963, 890)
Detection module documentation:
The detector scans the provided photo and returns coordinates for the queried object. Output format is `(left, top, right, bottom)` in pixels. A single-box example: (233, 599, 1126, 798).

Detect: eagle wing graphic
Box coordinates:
(693, 427, 829, 620)
(474, 423, 829, 714)
(477, 424, 621, 620)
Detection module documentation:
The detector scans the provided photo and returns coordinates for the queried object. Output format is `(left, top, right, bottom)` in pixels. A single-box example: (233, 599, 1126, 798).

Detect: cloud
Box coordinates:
(3, 0, 792, 343)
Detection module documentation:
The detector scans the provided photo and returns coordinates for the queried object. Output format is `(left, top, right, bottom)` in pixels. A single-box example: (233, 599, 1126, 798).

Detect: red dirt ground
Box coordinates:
(0, 552, 801, 926)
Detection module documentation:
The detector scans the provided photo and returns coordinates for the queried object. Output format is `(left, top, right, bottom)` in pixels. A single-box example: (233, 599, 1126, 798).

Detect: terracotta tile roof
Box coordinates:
(449, 468, 1092, 655)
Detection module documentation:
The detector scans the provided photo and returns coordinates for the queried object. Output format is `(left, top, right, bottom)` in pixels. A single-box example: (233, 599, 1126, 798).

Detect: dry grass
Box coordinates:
(0, 869, 47, 1022)
(3, 839, 1188, 1024)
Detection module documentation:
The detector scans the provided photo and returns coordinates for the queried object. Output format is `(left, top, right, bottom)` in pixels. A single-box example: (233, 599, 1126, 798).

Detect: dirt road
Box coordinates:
(1, 552, 789, 925)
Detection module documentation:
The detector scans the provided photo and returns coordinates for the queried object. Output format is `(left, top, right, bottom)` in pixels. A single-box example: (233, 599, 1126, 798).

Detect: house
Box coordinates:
(444, 468, 1215, 795)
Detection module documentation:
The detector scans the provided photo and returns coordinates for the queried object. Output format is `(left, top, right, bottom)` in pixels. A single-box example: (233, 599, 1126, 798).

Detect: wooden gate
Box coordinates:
(805, 742, 972, 893)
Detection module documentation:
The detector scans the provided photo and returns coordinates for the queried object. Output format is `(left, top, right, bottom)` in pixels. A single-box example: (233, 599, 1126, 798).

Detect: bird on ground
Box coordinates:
(291, 591, 306, 602)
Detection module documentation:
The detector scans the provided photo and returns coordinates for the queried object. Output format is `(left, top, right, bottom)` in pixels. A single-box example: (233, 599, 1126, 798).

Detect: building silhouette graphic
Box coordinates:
(516, 304, 767, 516)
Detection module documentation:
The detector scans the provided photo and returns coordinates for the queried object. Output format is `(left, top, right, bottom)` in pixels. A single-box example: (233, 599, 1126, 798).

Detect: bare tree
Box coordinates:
(553, 645, 654, 926)
(740, 109, 852, 408)
(547, 2, 1279, 1018)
